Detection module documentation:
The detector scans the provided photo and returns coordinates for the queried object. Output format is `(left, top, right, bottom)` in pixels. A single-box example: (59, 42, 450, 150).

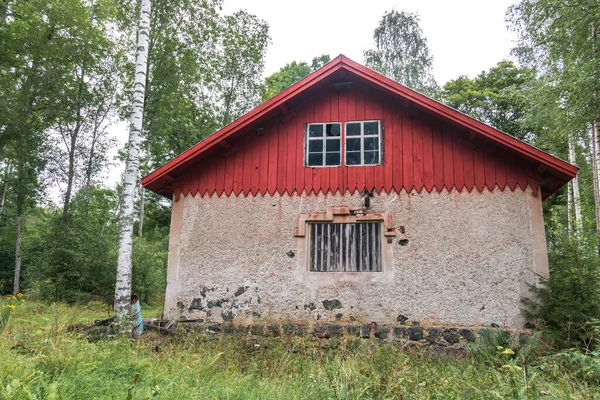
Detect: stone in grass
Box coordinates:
(267, 324, 280, 337)
(222, 322, 235, 334)
(393, 326, 407, 338)
(375, 327, 390, 340)
(443, 329, 460, 344)
(459, 329, 477, 343)
(408, 327, 423, 341)
(250, 324, 264, 336)
(360, 325, 371, 338)
(344, 325, 360, 336)
(427, 327, 442, 343)
(328, 325, 343, 338)
(312, 325, 329, 339)
(282, 324, 295, 335)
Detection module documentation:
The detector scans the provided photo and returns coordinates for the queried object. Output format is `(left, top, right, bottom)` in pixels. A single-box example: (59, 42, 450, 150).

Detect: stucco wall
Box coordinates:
(164, 187, 548, 328)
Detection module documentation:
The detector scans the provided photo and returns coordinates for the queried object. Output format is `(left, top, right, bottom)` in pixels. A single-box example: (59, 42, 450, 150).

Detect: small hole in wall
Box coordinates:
(398, 239, 409, 246)
(286, 250, 295, 258)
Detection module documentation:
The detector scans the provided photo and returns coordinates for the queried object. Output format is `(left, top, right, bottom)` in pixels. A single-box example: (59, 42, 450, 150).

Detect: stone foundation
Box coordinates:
(169, 321, 527, 358)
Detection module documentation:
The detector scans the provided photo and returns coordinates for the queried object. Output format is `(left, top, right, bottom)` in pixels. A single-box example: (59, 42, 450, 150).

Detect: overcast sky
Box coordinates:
(104, 0, 519, 191)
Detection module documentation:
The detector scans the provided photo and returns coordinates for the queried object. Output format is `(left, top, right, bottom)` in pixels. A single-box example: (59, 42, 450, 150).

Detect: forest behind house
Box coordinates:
(1, 1, 600, 394)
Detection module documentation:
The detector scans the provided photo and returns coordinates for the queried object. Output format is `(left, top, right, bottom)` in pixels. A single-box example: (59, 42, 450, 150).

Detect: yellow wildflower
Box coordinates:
(20, 299, 24, 303)
(11, 296, 16, 300)
(502, 348, 515, 355)
(6, 304, 15, 309)
(497, 346, 503, 350)
(16, 293, 23, 298)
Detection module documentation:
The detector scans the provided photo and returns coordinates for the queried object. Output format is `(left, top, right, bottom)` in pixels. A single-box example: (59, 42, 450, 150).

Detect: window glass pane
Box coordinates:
(308, 153, 323, 166)
(326, 123, 340, 137)
(325, 139, 340, 152)
(346, 138, 361, 151)
(364, 121, 379, 135)
(309, 140, 323, 152)
(346, 122, 361, 136)
(363, 137, 379, 151)
(363, 151, 379, 165)
(346, 152, 361, 165)
(325, 153, 340, 166)
(309, 124, 323, 137)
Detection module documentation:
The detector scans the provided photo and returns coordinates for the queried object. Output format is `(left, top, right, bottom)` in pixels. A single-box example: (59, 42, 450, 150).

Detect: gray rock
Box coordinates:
(443, 329, 460, 344)
(323, 299, 342, 310)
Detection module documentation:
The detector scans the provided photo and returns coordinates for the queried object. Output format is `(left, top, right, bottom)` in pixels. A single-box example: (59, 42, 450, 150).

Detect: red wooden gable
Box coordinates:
(142, 55, 576, 200)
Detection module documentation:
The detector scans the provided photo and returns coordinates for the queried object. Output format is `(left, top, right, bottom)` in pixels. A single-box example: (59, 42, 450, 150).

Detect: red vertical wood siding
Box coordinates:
(175, 85, 540, 199)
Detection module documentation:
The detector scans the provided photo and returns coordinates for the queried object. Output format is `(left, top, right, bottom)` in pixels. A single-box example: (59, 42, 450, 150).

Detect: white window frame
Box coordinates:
(344, 120, 382, 166)
(305, 122, 342, 167)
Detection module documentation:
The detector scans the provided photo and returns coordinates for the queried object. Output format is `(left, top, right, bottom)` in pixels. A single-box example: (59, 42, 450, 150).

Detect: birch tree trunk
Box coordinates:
(568, 134, 582, 232)
(568, 180, 573, 234)
(0, 162, 11, 216)
(592, 123, 600, 252)
(114, 0, 151, 322)
(13, 214, 21, 294)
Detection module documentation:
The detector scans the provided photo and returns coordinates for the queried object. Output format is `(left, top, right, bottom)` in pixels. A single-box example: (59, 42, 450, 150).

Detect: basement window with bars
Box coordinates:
(308, 222, 382, 272)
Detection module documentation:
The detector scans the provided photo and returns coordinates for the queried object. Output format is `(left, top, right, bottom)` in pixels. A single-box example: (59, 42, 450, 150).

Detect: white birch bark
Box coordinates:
(568, 180, 573, 234)
(594, 121, 600, 249)
(13, 214, 21, 294)
(568, 134, 582, 232)
(114, 0, 152, 320)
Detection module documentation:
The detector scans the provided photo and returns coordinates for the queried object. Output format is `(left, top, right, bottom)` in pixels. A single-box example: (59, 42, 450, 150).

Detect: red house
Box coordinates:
(142, 55, 576, 329)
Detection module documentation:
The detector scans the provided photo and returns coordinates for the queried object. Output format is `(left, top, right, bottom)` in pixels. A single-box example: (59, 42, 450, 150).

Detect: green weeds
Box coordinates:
(0, 301, 598, 399)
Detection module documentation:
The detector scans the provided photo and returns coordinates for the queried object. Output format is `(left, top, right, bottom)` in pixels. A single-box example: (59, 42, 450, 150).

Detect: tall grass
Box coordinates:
(0, 300, 598, 399)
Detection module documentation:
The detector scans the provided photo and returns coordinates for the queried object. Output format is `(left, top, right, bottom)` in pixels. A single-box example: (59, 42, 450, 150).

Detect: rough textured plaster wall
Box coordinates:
(164, 187, 546, 328)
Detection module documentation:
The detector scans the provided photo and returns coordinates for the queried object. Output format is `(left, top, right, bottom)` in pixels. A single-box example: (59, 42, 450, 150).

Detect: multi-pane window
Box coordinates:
(306, 123, 342, 167)
(308, 222, 382, 272)
(345, 121, 381, 165)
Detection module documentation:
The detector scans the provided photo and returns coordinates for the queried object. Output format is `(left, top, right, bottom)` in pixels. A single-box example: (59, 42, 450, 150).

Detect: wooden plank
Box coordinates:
(305, 102, 316, 193)
(506, 162, 518, 190)
(295, 107, 305, 194)
(259, 126, 271, 195)
(463, 145, 475, 191)
(473, 148, 486, 192)
(432, 126, 444, 192)
(403, 116, 414, 192)
(206, 158, 217, 196)
(412, 118, 424, 191)
(267, 123, 279, 195)
(284, 122, 296, 194)
(190, 167, 200, 197)
(233, 145, 244, 195)
(453, 135, 465, 191)
(197, 161, 208, 197)
(224, 155, 235, 196)
(484, 150, 496, 191)
(392, 111, 403, 191)
(242, 136, 253, 196)
(355, 91, 365, 120)
(214, 157, 226, 196)
(442, 129, 454, 191)
(494, 153, 507, 191)
(382, 103, 393, 192)
(422, 121, 434, 192)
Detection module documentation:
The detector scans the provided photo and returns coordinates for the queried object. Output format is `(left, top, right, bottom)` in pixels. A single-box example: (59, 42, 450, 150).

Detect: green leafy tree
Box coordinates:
(364, 10, 437, 94)
(261, 54, 330, 102)
(215, 10, 269, 126)
(442, 61, 537, 142)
